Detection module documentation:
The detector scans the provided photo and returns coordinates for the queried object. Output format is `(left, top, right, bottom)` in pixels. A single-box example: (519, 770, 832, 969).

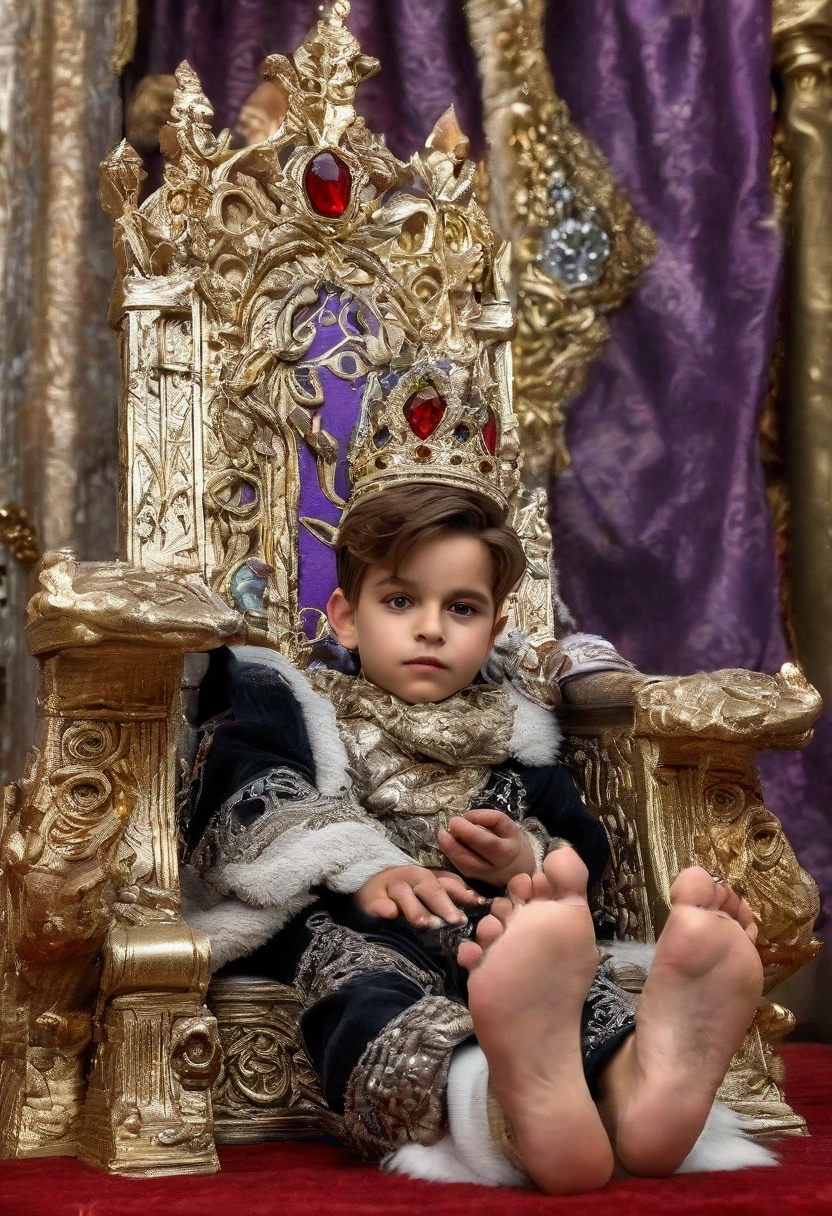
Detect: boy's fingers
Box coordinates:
(450, 818, 511, 861)
(463, 809, 515, 835)
(388, 881, 442, 928)
(364, 894, 400, 920)
(438, 838, 490, 878)
(438, 834, 492, 878)
(436, 873, 485, 904)
(413, 877, 467, 925)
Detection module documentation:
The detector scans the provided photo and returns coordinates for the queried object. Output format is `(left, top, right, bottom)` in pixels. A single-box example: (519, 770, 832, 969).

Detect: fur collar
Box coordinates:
(232, 645, 561, 773)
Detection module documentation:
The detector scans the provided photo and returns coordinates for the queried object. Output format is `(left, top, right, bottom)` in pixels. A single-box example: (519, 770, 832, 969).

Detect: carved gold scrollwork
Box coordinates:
(170, 1016, 223, 1091)
(563, 733, 652, 942)
(0, 504, 41, 565)
(210, 979, 336, 1142)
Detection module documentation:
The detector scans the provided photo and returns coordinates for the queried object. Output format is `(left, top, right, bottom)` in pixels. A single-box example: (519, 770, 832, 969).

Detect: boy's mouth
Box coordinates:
(405, 656, 448, 670)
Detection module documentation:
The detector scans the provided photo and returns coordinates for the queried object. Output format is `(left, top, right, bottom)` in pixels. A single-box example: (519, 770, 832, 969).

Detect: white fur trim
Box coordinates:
(182, 820, 412, 971)
(183, 894, 291, 972)
(232, 646, 350, 795)
(676, 1102, 778, 1173)
(384, 1137, 488, 1185)
(220, 821, 415, 907)
(385, 1044, 529, 1188)
(505, 682, 562, 766)
(603, 939, 657, 969)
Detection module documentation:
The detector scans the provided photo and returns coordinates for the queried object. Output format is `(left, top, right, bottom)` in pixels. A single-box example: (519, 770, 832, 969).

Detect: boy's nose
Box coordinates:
(415, 610, 444, 643)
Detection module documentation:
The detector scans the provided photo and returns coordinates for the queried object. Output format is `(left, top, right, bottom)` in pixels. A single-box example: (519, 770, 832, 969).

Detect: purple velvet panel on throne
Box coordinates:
(133, 0, 832, 928)
(293, 288, 368, 634)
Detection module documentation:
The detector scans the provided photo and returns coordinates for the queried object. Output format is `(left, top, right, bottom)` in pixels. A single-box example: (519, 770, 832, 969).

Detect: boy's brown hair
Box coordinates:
(335, 483, 526, 610)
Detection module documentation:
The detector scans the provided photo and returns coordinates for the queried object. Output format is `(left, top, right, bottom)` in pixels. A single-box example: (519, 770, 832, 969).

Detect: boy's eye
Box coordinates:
(386, 595, 411, 610)
(449, 602, 477, 617)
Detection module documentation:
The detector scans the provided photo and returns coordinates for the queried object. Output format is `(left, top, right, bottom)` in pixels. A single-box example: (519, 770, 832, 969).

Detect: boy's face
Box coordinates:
(326, 532, 507, 704)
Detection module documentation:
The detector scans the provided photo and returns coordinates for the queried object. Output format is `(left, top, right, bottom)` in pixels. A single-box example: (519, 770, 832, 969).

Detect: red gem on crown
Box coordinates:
(482, 411, 497, 455)
(404, 388, 446, 439)
(304, 151, 352, 218)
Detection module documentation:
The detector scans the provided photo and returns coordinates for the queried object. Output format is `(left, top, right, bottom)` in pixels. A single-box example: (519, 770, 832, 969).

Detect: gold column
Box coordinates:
(772, 1, 832, 704)
(0, 0, 136, 785)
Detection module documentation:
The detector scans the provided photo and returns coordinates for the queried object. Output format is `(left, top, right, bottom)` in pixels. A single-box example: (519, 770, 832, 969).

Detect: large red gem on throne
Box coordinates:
(404, 388, 446, 439)
(304, 151, 352, 217)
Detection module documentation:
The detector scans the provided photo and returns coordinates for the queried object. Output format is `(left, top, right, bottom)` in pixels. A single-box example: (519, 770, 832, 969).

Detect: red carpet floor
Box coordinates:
(0, 1044, 830, 1216)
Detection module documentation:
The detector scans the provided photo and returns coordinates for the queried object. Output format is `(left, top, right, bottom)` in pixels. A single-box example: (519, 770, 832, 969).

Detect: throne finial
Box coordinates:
(325, 0, 351, 26)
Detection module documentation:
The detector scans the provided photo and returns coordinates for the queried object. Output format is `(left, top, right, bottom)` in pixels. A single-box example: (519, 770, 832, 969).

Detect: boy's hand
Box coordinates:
(437, 809, 537, 886)
(353, 865, 484, 929)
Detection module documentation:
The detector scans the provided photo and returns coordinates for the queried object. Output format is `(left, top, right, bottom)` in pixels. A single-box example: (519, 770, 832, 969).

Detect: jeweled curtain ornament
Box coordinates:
(0, 0, 136, 783)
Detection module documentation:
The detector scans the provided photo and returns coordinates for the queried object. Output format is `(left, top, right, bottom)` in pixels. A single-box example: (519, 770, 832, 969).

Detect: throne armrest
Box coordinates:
(561, 662, 822, 982)
(0, 553, 241, 1169)
(25, 551, 242, 657)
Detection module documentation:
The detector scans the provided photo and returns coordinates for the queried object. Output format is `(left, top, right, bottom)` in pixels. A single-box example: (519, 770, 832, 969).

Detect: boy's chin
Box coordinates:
(368, 668, 469, 704)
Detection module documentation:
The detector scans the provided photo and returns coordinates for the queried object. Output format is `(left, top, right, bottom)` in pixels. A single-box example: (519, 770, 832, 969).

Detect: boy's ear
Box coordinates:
(488, 610, 509, 651)
(326, 587, 359, 651)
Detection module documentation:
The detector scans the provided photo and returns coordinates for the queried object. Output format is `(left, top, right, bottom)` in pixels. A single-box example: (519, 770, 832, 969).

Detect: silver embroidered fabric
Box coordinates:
(581, 956, 637, 1065)
(191, 765, 382, 876)
(343, 994, 474, 1159)
(294, 912, 444, 1007)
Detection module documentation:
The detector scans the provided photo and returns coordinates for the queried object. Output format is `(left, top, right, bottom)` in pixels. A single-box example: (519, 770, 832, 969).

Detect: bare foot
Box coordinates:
(598, 867, 764, 1176)
(458, 848, 614, 1194)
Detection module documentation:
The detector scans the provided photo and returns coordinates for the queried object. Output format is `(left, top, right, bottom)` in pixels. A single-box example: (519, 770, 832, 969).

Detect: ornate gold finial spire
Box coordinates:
(326, 0, 352, 24)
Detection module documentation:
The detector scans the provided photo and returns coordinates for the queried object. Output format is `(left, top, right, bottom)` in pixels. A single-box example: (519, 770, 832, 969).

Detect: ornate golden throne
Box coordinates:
(0, 0, 822, 1178)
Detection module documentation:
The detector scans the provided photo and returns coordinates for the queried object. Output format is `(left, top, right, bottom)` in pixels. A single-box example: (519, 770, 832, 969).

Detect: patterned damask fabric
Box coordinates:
(132, 0, 832, 927)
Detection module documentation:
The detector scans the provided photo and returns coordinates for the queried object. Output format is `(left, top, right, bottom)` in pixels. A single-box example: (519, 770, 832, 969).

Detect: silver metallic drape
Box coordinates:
(0, 0, 134, 782)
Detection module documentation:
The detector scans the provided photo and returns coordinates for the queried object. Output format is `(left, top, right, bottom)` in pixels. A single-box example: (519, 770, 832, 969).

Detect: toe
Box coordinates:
(543, 847, 589, 901)
(716, 883, 743, 919)
(530, 870, 552, 900)
(476, 913, 504, 950)
(670, 866, 718, 909)
(457, 940, 484, 971)
(507, 872, 533, 904)
(490, 896, 513, 925)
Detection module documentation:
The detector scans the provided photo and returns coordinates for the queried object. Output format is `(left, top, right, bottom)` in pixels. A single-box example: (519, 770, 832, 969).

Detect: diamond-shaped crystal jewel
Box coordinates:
(537, 173, 611, 288)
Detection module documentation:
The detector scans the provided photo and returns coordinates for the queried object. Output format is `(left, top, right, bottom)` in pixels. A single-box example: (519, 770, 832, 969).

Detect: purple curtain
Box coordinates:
(133, 0, 832, 928)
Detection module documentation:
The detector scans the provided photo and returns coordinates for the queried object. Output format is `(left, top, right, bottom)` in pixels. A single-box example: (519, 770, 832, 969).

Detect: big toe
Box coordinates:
(543, 846, 589, 902)
(670, 865, 721, 910)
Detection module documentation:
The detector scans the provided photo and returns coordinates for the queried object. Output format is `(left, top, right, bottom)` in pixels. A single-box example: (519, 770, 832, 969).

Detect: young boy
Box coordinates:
(186, 482, 767, 1193)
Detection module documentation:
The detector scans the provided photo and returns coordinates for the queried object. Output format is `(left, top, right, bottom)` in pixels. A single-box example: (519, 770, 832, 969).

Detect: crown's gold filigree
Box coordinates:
(348, 358, 509, 512)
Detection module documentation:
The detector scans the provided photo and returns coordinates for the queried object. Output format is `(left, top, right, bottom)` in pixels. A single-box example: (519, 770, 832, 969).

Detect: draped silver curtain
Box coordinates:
(0, 0, 134, 782)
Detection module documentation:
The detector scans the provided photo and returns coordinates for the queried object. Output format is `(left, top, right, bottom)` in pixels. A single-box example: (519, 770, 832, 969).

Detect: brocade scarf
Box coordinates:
(308, 671, 516, 868)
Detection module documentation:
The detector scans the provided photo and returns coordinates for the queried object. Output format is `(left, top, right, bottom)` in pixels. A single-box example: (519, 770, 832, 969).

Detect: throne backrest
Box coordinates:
(100, 3, 559, 666)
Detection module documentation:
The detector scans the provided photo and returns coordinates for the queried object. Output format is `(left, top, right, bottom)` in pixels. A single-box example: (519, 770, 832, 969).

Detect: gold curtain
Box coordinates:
(0, 0, 136, 783)
(772, 1, 832, 706)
